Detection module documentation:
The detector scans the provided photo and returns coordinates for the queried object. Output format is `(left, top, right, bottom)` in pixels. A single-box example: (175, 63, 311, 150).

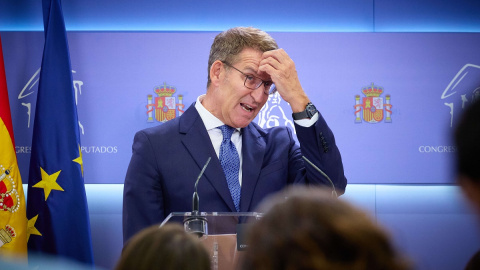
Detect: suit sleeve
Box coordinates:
(293, 112, 347, 194)
(122, 130, 165, 244)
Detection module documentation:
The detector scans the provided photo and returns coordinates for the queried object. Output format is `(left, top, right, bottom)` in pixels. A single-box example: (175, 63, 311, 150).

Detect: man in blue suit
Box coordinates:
(123, 27, 347, 244)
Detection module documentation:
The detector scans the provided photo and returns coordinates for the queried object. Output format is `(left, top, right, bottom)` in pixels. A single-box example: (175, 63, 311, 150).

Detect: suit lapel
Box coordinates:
(240, 124, 266, 212)
(180, 105, 237, 212)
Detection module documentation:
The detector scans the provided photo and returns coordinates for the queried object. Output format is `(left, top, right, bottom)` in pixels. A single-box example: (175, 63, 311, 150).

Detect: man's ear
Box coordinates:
(209, 60, 224, 86)
(458, 175, 480, 213)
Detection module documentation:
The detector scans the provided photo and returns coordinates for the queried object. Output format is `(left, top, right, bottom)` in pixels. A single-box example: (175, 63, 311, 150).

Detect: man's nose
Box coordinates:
(250, 86, 265, 102)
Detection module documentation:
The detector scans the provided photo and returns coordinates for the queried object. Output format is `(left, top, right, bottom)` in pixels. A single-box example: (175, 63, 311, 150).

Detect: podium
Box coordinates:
(161, 212, 263, 270)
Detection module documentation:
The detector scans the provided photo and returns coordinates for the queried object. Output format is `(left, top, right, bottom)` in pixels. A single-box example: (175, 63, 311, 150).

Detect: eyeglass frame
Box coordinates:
(222, 61, 277, 95)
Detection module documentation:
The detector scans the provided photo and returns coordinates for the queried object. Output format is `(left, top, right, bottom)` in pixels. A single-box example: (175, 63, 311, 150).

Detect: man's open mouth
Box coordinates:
(241, 103, 254, 112)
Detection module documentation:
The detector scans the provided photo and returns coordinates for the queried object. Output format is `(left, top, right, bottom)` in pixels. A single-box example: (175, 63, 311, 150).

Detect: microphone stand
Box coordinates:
(302, 156, 338, 198)
(184, 157, 211, 237)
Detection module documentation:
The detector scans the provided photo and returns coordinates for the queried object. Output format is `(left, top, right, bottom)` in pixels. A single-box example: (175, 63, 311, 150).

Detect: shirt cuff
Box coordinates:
(293, 112, 319, 127)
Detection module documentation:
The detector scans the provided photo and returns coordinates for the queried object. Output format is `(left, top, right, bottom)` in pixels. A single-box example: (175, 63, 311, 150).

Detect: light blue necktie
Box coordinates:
(218, 125, 241, 212)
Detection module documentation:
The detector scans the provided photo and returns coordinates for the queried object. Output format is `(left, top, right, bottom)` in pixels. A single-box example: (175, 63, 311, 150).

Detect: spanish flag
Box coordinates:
(0, 34, 28, 256)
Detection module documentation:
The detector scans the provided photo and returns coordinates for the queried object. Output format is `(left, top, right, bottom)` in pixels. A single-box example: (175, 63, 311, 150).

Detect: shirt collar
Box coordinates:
(195, 95, 241, 132)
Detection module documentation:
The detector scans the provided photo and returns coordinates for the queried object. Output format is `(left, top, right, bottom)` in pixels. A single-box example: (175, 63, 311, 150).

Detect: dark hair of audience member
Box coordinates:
(238, 186, 412, 270)
(455, 99, 480, 183)
(465, 249, 480, 270)
(454, 100, 480, 215)
(454, 100, 480, 270)
(115, 223, 211, 270)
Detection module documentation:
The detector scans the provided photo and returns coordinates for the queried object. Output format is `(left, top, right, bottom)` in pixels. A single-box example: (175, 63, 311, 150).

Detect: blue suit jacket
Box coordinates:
(123, 104, 347, 243)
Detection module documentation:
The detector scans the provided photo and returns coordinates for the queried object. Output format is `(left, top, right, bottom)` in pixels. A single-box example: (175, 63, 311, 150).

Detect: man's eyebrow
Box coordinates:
(242, 66, 258, 74)
(243, 65, 272, 81)
(244, 66, 269, 79)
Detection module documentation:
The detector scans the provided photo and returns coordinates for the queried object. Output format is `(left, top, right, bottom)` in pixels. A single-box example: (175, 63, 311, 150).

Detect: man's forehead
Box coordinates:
(235, 47, 263, 62)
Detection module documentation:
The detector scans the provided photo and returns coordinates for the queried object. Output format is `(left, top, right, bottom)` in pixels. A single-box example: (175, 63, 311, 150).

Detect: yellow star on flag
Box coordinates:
(73, 144, 84, 176)
(27, 215, 42, 242)
(33, 167, 64, 201)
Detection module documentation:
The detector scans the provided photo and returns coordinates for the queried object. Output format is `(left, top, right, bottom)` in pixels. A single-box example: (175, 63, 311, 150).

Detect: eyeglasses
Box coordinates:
(223, 62, 276, 95)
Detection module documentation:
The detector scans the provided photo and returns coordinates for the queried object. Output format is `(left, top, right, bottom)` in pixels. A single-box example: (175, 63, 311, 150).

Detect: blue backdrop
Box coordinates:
(2, 31, 480, 184)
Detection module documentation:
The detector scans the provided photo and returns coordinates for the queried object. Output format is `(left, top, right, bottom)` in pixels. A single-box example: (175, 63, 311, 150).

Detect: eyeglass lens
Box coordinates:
(244, 75, 276, 95)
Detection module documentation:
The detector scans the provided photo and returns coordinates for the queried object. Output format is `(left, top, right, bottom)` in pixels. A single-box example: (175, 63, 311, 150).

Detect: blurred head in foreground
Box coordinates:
(454, 100, 480, 215)
(115, 223, 210, 270)
(238, 186, 412, 270)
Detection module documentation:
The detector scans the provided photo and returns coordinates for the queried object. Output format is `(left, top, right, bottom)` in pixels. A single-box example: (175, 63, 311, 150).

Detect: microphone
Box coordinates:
(302, 156, 338, 198)
(184, 157, 211, 237)
(193, 157, 211, 212)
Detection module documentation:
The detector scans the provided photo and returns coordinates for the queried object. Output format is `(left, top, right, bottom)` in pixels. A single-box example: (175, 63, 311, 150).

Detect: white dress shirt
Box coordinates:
(194, 94, 318, 187)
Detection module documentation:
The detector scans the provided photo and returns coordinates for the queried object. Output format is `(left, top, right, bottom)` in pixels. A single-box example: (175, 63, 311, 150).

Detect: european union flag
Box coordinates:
(26, 0, 94, 265)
